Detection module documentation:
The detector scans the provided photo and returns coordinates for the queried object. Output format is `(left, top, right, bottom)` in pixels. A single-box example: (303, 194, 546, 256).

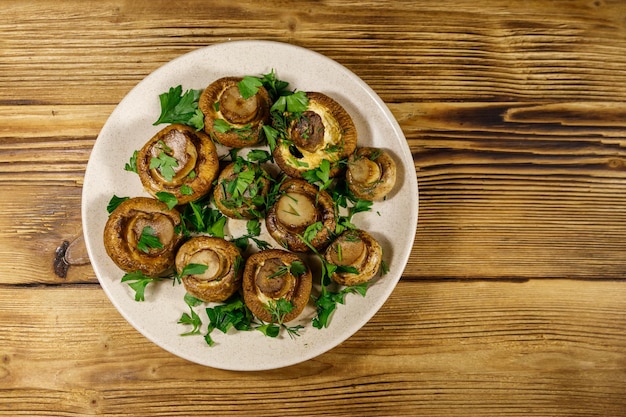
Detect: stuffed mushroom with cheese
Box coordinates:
(136, 124, 220, 205)
(175, 236, 243, 303)
(199, 77, 271, 148)
(242, 249, 312, 323)
(273, 92, 357, 178)
(103, 197, 183, 277)
(324, 229, 383, 286)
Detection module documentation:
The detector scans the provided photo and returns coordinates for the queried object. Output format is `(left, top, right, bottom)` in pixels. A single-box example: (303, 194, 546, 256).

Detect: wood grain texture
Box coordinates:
(2, 0, 626, 415)
(0, 281, 624, 416)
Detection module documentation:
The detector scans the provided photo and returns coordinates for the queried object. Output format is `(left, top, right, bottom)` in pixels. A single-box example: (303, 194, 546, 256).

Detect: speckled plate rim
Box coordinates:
(82, 40, 418, 371)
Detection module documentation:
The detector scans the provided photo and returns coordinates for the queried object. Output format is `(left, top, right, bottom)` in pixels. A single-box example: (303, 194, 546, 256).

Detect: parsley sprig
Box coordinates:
(257, 299, 304, 339)
(154, 85, 204, 130)
(231, 219, 272, 252)
(136, 226, 163, 253)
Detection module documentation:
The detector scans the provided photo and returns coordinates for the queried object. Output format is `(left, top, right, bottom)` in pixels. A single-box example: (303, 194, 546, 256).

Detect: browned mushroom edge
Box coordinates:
(346, 147, 397, 201)
(103, 197, 183, 277)
(324, 229, 382, 286)
(198, 77, 271, 148)
(213, 158, 272, 219)
(273, 92, 357, 178)
(242, 249, 312, 323)
(265, 179, 336, 253)
(175, 236, 244, 303)
(136, 123, 220, 205)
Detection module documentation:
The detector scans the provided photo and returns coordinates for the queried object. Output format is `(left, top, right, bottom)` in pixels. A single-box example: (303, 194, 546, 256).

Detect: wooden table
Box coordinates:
(2, 1, 625, 415)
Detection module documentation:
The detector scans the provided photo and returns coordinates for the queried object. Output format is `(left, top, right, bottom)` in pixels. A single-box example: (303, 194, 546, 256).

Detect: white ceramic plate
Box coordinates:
(82, 40, 418, 370)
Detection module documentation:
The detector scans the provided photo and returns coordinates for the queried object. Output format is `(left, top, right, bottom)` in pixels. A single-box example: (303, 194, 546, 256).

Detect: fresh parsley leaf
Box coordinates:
(154, 85, 204, 130)
(106, 195, 128, 214)
(205, 296, 255, 346)
(124, 150, 138, 173)
(286, 91, 309, 113)
(302, 221, 324, 244)
(150, 150, 178, 183)
(156, 191, 178, 209)
(246, 149, 272, 163)
(258, 69, 290, 101)
(260, 298, 304, 339)
(312, 282, 369, 329)
(179, 293, 203, 336)
(136, 226, 163, 253)
(255, 322, 281, 338)
(213, 118, 232, 133)
(246, 218, 262, 236)
(302, 159, 333, 192)
(238, 76, 263, 99)
(231, 219, 271, 252)
(380, 259, 390, 276)
(180, 263, 209, 278)
(121, 270, 160, 302)
(180, 184, 194, 196)
(262, 125, 279, 153)
(180, 201, 227, 238)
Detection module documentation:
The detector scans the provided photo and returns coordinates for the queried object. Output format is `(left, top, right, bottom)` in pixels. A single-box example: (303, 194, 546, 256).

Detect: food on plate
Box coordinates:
(103, 69, 397, 343)
(324, 229, 383, 286)
(242, 249, 312, 323)
(199, 76, 271, 148)
(175, 236, 244, 302)
(136, 123, 220, 205)
(103, 197, 183, 276)
(346, 147, 397, 201)
(273, 92, 357, 178)
(265, 178, 336, 253)
(213, 157, 273, 219)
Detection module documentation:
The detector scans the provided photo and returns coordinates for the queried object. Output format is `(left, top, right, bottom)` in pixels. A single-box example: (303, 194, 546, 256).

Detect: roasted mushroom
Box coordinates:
(136, 124, 220, 205)
(103, 197, 183, 277)
(175, 236, 243, 303)
(213, 157, 272, 219)
(324, 229, 383, 286)
(346, 147, 397, 201)
(273, 92, 357, 178)
(265, 179, 336, 252)
(242, 249, 312, 323)
(199, 77, 271, 148)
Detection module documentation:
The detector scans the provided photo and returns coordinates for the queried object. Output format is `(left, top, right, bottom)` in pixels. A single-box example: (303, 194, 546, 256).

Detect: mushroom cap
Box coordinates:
(242, 249, 312, 323)
(213, 159, 272, 219)
(175, 236, 243, 303)
(324, 229, 383, 286)
(199, 77, 271, 148)
(136, 124, 220, 205)
(103, 197, 183, 277)
(265, 178, 336, 252)
(346, 147, 397, 201)
(273, 92, 357, 178)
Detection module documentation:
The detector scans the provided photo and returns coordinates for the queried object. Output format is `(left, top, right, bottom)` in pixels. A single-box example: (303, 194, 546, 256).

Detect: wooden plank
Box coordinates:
(2, 99, 626, 283)
(1, 1, 626, 105)
(0, 280, 624, 415)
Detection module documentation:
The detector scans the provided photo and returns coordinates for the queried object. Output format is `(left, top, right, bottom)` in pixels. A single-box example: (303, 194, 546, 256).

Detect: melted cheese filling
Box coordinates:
(286, 101, 343, 169)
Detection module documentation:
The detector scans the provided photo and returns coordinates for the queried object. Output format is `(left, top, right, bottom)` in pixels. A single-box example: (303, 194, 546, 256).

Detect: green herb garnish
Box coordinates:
(178, 293, 204, 336)
(154, 85, 204, 130)
(136, 226, 163, 253)
(124, 150, 138, 173)
(257, 299, 304, 339)
(106, 195, 128, 214)
(121, 270, 160, 302)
